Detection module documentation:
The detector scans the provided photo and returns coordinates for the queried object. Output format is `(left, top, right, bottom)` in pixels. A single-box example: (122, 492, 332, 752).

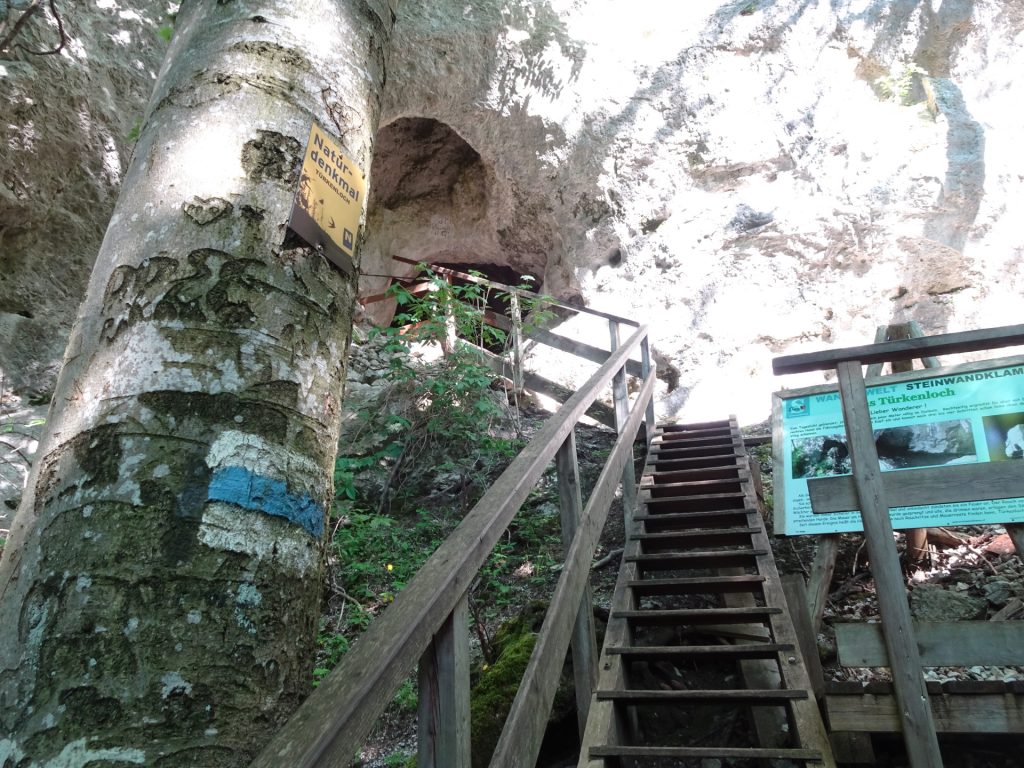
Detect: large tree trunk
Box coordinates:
(0, 1, 395, 764)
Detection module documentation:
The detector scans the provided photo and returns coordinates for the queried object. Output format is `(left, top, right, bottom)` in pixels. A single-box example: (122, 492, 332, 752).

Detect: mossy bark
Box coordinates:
(0, 1, 394, 765)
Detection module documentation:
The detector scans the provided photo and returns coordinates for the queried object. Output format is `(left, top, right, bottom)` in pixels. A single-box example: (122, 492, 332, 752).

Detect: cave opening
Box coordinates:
(363, 116, 545, 333)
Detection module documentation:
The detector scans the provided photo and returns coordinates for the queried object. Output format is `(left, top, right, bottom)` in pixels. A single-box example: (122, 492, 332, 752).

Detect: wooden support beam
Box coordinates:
(557, 431, 598, 737)
(609, 320, 637, 527)
(417, 597, 471, 768)
(835, 360, 942, 768)
(808, 534, 839, 633)
(826, 693, 1024, 734)
(773, 323, 1024, 374)
(836, 621, 1024, 667)
(781, 575, 825, 700)
(807, 461, 1024, 513)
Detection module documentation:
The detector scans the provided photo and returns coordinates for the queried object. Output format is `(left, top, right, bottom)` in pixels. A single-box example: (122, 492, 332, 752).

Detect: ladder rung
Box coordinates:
(634, 510, 756, 531)
(613, 606, 781, 625)
(627, 550, 765, 569)
(627, 575, 766, 595)
(590, 746, 823, 760)
(607, 643, 795, 659)
(643, 466, 744, 484)
(596, 688, 807, 703)
(635, 529, 758, 550)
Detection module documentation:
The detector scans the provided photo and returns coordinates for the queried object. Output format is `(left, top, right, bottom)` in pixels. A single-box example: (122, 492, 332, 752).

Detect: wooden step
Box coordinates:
(644, 466, 744, 484)
(596, 688, 807, 703)
(658, 420, 731, 432)
(643, 493, 748, 513)
(649, 443, 737, 458)
(607, 643, 794, 660)
(645, 479, 744, 498)
(634, 529, 758, 551)
(613, 606, 781, 626)
(627, 549, 765, 569)
(626, 574, 766, 596)
(648, 456, 742, 472)
(590, 745, 823, 761)
(654, 434, 736, 447)
(634, 509, 757, 532)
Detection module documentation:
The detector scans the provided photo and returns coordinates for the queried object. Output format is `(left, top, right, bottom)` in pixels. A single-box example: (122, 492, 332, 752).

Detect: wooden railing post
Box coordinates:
(417, 596, 471, 768)
(509, 292, 525, 394)
(608, 320, 637, 527)
(640, 336, 655, 449)
(835, 360, 942, 768)
(556, 431, 598, 736)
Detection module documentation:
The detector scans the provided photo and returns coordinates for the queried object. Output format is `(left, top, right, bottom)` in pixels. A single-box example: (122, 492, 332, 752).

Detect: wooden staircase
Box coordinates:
(579, 418, 836, 767)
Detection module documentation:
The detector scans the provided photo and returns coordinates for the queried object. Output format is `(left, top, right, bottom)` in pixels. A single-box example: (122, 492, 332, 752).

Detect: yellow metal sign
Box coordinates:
(289, 123, 366, 274)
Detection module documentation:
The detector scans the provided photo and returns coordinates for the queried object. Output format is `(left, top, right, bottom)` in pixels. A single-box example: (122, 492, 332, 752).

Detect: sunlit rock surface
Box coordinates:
(0, 1, 169, 401)
(368, 0, 1024, 423)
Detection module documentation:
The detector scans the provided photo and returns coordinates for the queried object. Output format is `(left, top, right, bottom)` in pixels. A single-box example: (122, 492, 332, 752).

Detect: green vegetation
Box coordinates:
(875, 62, 927, 105)
(314, 268, 562, 686)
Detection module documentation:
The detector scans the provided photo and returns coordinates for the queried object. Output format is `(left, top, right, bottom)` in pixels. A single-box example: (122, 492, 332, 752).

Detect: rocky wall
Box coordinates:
(0, 1, 170, 402)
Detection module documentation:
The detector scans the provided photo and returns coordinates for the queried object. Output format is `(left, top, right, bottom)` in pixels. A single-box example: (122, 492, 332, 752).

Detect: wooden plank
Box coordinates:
(596, 688, 807, 703)
(836, 621, 1024, 667)
(834, 360, 942, 768)
(826, 693, 1024, 734)
(772, 323, 1024, 374)
(808, 535, 839, 633)
(808, 461, 1024, 513)
(590, 745, 823, 759)
(520, 371, 616, 429)
(781, 575, 825, 700)
(488, 369, 655, 768)
(417, 596, 470, 768)
(556, 431, 598, 737)
(828, 731, 876, 765)
(250, 326, 652, 768)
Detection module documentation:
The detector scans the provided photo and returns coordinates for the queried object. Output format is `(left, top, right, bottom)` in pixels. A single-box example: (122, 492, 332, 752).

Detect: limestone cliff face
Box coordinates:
(366, 0, 1024, 422)
(3, 0, 1022, 425)
(0, 1, 169, 400)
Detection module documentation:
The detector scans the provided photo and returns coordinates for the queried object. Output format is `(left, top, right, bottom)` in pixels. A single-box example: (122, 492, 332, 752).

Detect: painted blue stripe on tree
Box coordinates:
(207, 466, 324, 537)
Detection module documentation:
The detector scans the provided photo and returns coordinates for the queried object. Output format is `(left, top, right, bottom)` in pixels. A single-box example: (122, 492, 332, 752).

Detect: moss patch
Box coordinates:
(469, 603, 574, 768)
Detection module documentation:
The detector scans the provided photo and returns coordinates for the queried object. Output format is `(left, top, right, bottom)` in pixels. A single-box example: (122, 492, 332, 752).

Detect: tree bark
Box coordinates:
(0, 1, 394, 765)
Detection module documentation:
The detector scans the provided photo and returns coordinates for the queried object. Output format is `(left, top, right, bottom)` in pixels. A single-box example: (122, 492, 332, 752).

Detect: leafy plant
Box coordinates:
(875, 63, 927, 105)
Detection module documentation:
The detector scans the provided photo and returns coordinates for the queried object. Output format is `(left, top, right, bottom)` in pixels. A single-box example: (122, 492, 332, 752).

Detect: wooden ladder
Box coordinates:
(579, 417, 836, 767)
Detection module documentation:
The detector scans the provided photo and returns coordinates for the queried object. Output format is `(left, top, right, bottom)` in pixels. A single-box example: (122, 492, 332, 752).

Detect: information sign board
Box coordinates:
(288, 123, 365, 275)
(773, 357, 1024, 535)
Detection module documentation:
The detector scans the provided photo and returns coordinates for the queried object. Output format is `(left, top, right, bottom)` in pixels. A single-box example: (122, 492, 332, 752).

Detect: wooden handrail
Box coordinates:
(772, 323, 1024, 375)
(490, 367, 655, 766)
(251, 325, 654, 768)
